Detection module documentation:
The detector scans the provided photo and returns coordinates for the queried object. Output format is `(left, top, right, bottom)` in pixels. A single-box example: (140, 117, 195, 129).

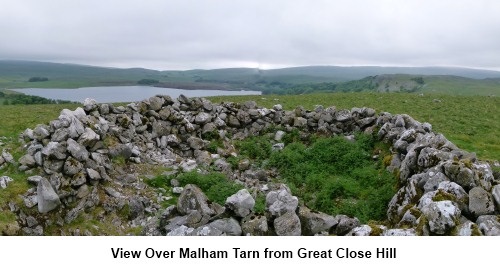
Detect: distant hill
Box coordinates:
(331, 74, 500, 96)
(1, 60, 499, 95)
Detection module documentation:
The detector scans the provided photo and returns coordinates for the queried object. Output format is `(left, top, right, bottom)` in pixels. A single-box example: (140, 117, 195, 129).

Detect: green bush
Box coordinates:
(268, 134, 396, 223)
(171, 171, 244, 205)
(236, 136, 272, 161)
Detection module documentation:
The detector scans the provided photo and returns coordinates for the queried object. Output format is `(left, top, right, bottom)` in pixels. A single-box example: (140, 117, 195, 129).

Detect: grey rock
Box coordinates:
(202, 122, 217, 134)
(383, 229, 416, 236)
(67, 139, 89, 161)
(66, 115, 85, 139)
(172, 187, 184, 194)
(149, 96, 164, 111)
(335, 110, 351, 122)
(225, 189, 255, 218)
(37, 177, 61, 213)
(423, 172, 448, 193)
(422, 200, 461, 234)
(179, 159, 197, 172)
(238, 159, 251, 171)
(128, 196, 145, 220)
(65, 198, 86, 224)
(298, 206, 336, 235)
(86, 168, 101, 181)
(437, 181, 469, 213)
(346, 225, 373, 236)
(19, 154, 36, 168)
(140, 216, 163, 236)
(469, 187, 495, 217)
(108, 144, 132, 159)
(177, 184, 214, 216)
(2, 150, 15, 164)
(42, 141, 67, 160)
(274, 211, 301, 236)
(0, 176, 13, 189)
(76, 184, 90, 199)
(104, 187, 123, 198)
(26, 215, 38, 227)
(70, 172, 87, 187)
(266, 185, 299, 216)
(63, 157, 84, 176)
(27, 175, 43, 185)
(34, 151, 43, 166)
(51, 128, 69, 142)
(187, 137, 205, 150)
(24, 194, 38, 208)
(207, 218, 242, 236)
(293, 117, 307, 128)
(213, 158, 231, 172)
(78, 127, 100, 147)
(189, 225, 224, 236)
(43, 159, 64, 175)
(83, 98, 97, 111)
(455, 221, 482, 236)
(227, 115, 241, 127)
(194, 112, 212, 124)
(492, 184, 500, 209)
(476, 215, 500, 236)
(152, 120, 171, 136)
(214, 117, 226, 127)
(167, 225, 194, 236)
(331, 215, 360, 236)
(241, 215, 269, 236)
(33, 124, 51, 140)
(274, 130, 285, 141)
(166, 134, 180, 145)
(272, 143, 285, 151)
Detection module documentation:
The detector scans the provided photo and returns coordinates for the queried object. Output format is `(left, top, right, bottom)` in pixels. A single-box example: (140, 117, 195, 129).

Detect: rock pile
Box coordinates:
(151, 184, 361, 236)
(376, 113, 500, 235)
(8, 94, 500, 235)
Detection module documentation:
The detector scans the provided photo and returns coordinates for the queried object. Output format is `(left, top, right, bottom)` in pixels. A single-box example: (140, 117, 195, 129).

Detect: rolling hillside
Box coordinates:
(1, 60, 500, 96)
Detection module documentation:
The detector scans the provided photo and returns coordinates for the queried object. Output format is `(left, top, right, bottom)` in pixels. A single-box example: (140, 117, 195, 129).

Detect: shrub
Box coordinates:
(170, 171, 244, 205)
(236, 136, 272, 161)
(268, 134, 396, 223)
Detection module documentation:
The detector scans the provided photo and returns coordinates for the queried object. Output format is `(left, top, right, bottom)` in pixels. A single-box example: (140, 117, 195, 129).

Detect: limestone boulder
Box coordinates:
(225, 189, 255, 218)
(469, 187, 495, 217)
(266, 185, 298, 216)
(298, 206, 336, 235)
(37, 177, 61, 213)
(274, 211, 301, 236)
(177, 184, 214, 217)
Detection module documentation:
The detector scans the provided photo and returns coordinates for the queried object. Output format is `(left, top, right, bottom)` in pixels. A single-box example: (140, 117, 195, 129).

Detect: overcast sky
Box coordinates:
(1, 0, 499, 70)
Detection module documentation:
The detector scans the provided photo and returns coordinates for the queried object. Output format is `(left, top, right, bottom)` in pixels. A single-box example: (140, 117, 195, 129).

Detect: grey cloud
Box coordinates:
(0, 0, 499, 70)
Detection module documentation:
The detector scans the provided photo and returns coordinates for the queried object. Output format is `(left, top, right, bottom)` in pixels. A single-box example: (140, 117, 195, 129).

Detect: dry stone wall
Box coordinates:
(6, 94, 500, 236)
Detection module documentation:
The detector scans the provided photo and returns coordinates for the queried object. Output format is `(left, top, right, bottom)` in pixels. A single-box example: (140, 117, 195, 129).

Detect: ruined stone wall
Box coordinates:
(8, 94, 500, 236)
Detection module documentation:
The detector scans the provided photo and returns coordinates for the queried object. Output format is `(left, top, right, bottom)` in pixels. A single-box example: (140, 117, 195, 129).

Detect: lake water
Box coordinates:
(11, 86, 262, 103)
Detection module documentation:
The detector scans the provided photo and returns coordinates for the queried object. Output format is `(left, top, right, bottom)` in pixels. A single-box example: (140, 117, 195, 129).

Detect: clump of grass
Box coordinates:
(168, 171, 244, 205)
(235, 136, 272, 161)
(268, 134, 396, 223)
(254, 194, 266, 214)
